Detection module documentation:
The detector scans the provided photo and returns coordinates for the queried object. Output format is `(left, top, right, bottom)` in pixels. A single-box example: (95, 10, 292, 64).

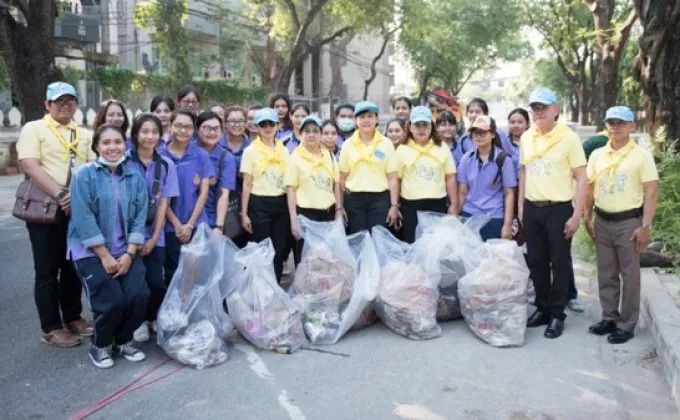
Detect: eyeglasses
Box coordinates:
(258, 121, 277, 128)
(51, 97, 77, 106)
(303, 128, 321, 134)
(470, 129, 490, 137)
(200, 125, 222, 134)
(172, 123, 194, 132)
(530, 104, 549, 112)
(180, 100, 199, 106)
(227, 119, 247, 126)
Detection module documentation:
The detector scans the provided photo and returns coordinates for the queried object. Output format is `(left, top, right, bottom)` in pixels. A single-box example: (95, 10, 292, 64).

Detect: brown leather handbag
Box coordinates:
(12, 177, 65, 224)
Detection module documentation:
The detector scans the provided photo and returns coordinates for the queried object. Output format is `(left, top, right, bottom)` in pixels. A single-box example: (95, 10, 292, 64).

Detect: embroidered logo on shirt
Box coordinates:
(527, 158, 551, 177)
(598, 174, 627, 195)
(414, 163, 436, 182)
(311, 173, 333, 193)
(264, 172, 284, 189)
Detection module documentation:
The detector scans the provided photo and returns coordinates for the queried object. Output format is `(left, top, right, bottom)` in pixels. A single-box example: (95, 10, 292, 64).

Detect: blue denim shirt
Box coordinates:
(67, 160, 149, 252)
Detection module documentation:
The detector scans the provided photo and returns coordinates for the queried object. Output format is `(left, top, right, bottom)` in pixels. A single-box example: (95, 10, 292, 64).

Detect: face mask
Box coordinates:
(97, 155, 126, 167)
(337, 118, 355, 132)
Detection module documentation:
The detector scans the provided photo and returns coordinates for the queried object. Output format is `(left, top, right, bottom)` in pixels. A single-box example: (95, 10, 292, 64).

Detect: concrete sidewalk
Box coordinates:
(0, 174, 22, 218)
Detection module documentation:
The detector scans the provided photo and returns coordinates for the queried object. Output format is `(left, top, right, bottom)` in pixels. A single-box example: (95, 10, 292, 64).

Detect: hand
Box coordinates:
(114, 254, 132, 278)
(585, 219, 596, 241)
(630, 226, 651, 253)
(241, 215, 253, 234)
(501, 224, 513, 240)
(386, 206, 402, 228)
(139, 238, 157, 257)
(100, 253, 118, 275)
(564, 215, 580, 239)
(177, 224, 192, 243)
(212, 227, 224, 237)
(335, 209, 348, 225)
(517, 207, 524, 225)
(447, 204, 457, 215)
(290, 222, 301, 241)
(58, 189, 71, 213)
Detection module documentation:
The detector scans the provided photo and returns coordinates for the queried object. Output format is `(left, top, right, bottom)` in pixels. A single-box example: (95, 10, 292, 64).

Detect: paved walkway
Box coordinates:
(0, 174, 21, 217)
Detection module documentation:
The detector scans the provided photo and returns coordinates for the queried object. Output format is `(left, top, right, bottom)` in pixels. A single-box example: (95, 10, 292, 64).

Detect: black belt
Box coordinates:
(595, 206, 642, 221)
(527, 200, 571, 208)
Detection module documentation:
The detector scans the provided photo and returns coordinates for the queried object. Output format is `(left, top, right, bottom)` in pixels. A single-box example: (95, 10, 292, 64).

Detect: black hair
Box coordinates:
(171, 109, 197, 127)
(291, 104, 311, 116)
(322, 119, 339, 133)
(248, 105, 264, 112)
(466, 97, 489, 115)
(268, 93, 292, 130)
(405, 119, 441, 146)
(93, 100, 130, 136)
(508, 107, 530, 126)
(196, 110, 223, 132)
(470, 117, 503, 150)
(130, 113, 163, 150)
(150, 95, 175, 113)
(334, 103, 355, 119)
(91, 124, 126, 155)
(436, 110, 458, 126)
(393, 96, 412, 109)
(177, 85, 200, 103)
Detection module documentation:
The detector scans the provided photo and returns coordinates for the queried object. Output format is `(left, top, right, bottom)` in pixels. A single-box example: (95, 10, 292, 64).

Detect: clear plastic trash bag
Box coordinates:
(289, 217, 380, 344)
(157, 225, 238, 369)
(226, 239, 306, 354)
(372, 225, 441, 340)
(458, 239, 531, 347)
(415, 212, 490, 321)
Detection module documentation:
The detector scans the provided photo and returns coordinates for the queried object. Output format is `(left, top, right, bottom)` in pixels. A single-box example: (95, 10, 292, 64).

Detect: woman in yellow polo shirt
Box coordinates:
(240, 108, 290, 282)
(396, 106, 458, 243)
(286, 115, 342, 265)
(337, 101, 400, 234)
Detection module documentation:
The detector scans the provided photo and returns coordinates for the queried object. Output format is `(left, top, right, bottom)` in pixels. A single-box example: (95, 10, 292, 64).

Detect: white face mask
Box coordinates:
(337, 118, 356, 132)
(97, 155, 126, 167)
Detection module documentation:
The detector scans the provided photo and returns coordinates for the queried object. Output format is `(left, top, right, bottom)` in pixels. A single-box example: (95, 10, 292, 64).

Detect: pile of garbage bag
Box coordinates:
(156, 225, 238, 369)
(415, 212, 490, 321)
(289, 217, 379, 344)
(372, 226, 441, 340)
(458, 239, 531, 347)
(226, 239, 306, 354)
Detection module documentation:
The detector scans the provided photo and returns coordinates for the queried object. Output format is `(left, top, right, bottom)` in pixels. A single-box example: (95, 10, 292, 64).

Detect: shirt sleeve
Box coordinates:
(220, 153, 236, 191)
(567, 134, 587, 169)
(16, 123, 41, 160)
(456, 156, 468, 185)
(501, 155, 518, 188)
(162, 160, 180, 198)
(444, 149, 456, 175)
(640, 150, 659, 183)
(284, 156, 299, 188)
(384, 142, 399, 174)
(338, 144, 351, 173)
(240, 146, 254, 175)
(82, 131, 96, 161)
(586, 151, 598, 182)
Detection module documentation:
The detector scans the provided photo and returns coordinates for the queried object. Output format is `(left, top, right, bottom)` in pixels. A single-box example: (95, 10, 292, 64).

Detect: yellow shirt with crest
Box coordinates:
(285, 146, 338, 209)
(240, 137, 290, 196)
(338, 130, 398, 192)
(396, 139, 456, 200)
(520, 123, 586, 202)
(587, 140, 658, 213)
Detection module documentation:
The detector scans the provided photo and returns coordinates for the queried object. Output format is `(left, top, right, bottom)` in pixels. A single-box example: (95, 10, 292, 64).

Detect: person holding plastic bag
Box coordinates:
(372, 225, 441, 340)
(396, 106, 458, 244)
(286, 115, 343, 266)
(458, 240, 530, 347)
(289, 218, 380, 344)
(227, 240, 306, 353)
(157, 225, 237, 369)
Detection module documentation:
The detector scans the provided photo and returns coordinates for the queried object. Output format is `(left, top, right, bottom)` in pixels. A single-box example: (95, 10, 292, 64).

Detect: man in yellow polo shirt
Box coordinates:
(584, 106, 658, 344)
(518, 88, 588, 339)
(16, 82, 95, 348)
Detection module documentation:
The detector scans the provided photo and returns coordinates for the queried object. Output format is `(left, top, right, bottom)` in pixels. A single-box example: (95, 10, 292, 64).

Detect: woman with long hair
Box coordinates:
(393, 96, 412, 121)
(285, 104, 310, 153)
(435, 110, 461, 164)
(384, 118, 407, 149)
(149, 95, 175, 145)
(93, 100, 130, 137)
(268, 93, 293, 142)
(504, 107, 530, 173)
(321, 119, 341, 157)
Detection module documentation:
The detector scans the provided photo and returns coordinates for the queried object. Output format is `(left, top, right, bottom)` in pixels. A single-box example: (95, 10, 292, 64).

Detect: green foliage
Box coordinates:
(574, 226, 597, 263)
(618, 37, 643, 110)
(654, 136, 680, 256)
(510, 58, 573, 106)
(0, 58, 9, 91)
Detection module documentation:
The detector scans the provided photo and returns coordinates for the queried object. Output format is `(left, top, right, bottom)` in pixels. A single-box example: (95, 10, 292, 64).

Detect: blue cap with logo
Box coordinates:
(300, 115, 322, 130)
(254, 107, 279, 125)
(529, 87, 558, 106)
(604, 106, 635, 123)
(46, 82, 77, 101)
(409, 106, 433, 123)
(354, 101, 380, 116)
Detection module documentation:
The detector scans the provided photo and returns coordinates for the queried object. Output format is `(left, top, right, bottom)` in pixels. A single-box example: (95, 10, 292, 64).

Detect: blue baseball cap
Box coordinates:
(300, 115, 322, 130)
(254, 108, 279, 125)
(409, 106, 433, 123)
(46, 82, 77, 101)
(354, 101, 379, 116)
(528, 88, 558, 106)
(604, 106, 635, 123)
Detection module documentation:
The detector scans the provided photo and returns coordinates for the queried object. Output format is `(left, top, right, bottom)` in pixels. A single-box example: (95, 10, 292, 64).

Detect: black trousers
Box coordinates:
(293, 206, 335, 266)
(142, 246, 166, 322)
(345, 190, 390, 234)
(401, 197, 447, 244)
(26, 221, 84, 333)
(524, 200, 574, 321)
(248, 194, 290, 282)
(74, 256, 149, 347)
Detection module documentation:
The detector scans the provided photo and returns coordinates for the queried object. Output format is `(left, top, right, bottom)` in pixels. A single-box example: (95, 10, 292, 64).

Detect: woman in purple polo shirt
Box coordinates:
(126, 113, 180, 343)
(68, 125, 149, 368)
(457, 115, 517, 241)
(269, 93, 293, 142)
(93, 100, 130, 135)
(150, 95, 175, 146)
(222, 106, 252, 247)
(436, 110, 461, 165)
(285, 104, 310, 153)
(503, 107, 530, 173)
(196, 111, 236, 235)
(159, 110, 214, 285)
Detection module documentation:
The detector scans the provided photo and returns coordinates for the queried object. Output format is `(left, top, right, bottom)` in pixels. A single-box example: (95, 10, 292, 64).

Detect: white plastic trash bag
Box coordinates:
(227, 239, 306, 353)
(372, 225, 441, 340)
(458, 239, 530, 347)
(289, 217, 380, 344)
(157, 225, 238, 369)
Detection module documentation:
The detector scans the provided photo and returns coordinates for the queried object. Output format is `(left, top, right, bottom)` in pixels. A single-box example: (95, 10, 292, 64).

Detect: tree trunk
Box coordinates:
(363, 30, 393, 100)
(570, 91, 579, 123)
(0, 1, 62, 123)
(596, 57, 620, 130)
(576, 84, 591, 126)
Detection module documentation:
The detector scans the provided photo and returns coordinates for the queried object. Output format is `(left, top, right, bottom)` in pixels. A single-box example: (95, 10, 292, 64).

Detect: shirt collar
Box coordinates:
(127, 148, 161, 169)
(475, 146, 498, 166)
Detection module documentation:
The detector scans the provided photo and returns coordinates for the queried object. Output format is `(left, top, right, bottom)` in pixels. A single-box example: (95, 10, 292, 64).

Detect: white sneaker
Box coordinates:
(113, 342, 147, 362)
(568, 298, 586, 313)
(133, 322, 150, 342)
(89, 346, 114, 369)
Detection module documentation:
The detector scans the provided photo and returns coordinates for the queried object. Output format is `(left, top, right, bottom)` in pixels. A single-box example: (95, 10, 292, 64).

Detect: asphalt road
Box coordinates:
(0, 216, 677, 420)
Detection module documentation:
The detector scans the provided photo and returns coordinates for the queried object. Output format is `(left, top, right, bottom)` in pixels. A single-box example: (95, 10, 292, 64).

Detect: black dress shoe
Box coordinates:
(544, 318, 564, 339)
(589, 320, 617, 336)
(607, 328, 634, 344)
(527, 309, 550, 327)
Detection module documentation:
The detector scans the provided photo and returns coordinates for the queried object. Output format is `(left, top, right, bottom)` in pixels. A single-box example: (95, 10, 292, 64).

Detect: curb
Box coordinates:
(641, 268, 680, 410)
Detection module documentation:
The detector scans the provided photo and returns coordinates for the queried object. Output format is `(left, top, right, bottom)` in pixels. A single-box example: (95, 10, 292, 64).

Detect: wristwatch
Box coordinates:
(55, 190, 67, 201)
(642, 223, 652, 231)
(216, 225, 224, 230)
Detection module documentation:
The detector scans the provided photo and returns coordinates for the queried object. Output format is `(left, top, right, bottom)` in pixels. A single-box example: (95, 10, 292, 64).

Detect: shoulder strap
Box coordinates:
(65, 129, 75, 187)
(151, 154, 162, 198)
(494, 151, 508, 185)
(218, 148, 228, 179)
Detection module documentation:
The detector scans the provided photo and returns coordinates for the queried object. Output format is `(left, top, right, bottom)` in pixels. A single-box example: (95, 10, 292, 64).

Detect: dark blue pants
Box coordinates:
(248, 194, 290, 282)
(345, 190, 390, 235)
(401, 198, 447, 244)
(460, 211, 505, 242)
(164, 232, 182, 286)
(74, 256, 149, 347)
(143, 246, 166, 322)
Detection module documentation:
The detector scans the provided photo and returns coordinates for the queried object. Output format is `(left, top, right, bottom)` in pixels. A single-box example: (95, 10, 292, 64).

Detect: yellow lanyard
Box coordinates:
(42, 115, 84, 162)
(521, 124, 568, 165)
(350, 130, 382, 172)
(295, 147, 334, 178)
(592, 140, 636, 185)
(406, 140, 443, 167)
(253, 137, 286, 174)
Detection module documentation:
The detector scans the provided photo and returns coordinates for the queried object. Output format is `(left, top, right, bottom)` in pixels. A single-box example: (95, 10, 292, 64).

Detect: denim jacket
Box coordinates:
(67, 160, 149, 251)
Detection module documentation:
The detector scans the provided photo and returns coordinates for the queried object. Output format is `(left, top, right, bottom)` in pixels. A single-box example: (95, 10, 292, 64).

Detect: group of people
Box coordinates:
(16, 80, 658, 369)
